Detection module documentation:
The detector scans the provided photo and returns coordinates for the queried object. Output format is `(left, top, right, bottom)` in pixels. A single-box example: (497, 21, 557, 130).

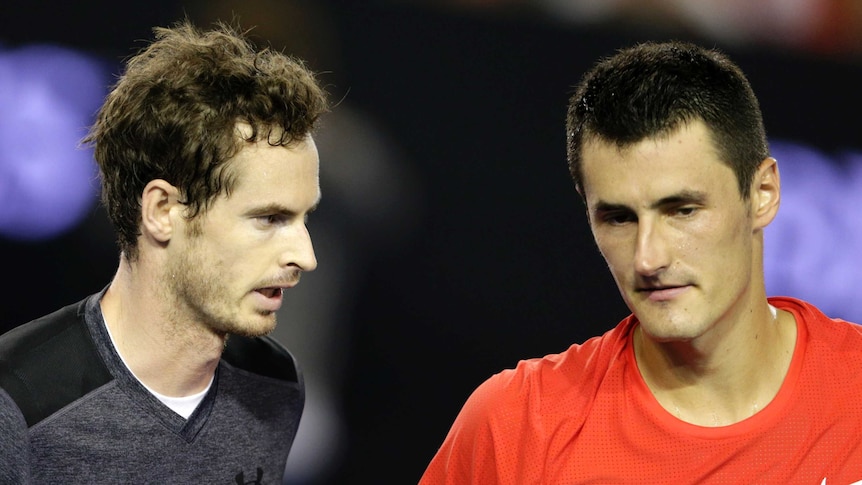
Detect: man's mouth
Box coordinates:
(254, 272, 300, 300)
(637, 284, 689, 301)
(256, 287, 284, 298)
(638, 285, 678, 292)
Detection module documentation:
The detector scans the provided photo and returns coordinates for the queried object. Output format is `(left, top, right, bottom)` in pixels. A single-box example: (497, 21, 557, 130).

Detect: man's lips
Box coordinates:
(636, 284, 690, 302)
(253, 273, 300, 307)
(256, 287, 284, 298)
(255, 273, 300, 295)
(252, 285, 293, 312)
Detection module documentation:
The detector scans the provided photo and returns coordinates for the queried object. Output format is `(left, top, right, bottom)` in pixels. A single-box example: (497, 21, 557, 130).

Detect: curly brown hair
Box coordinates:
(85, 20, 328, 260)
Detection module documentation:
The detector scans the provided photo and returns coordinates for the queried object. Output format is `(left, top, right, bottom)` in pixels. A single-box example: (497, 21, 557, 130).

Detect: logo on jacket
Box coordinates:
(236, 467, 264, 485)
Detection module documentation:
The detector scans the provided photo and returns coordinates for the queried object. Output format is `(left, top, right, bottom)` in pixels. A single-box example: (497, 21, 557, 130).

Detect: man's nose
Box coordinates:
(633, 219, 670, 276)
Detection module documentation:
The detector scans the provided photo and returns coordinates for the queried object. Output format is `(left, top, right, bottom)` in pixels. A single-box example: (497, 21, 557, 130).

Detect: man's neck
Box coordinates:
(633, 303, 798, 427)
(100, 259, 225, 397)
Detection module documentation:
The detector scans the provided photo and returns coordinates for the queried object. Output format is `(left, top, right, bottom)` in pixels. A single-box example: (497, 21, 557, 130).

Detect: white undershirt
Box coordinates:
(103, 317, 213, 419)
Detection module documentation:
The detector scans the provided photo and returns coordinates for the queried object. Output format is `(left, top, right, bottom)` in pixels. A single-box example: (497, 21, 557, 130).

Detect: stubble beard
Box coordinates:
(163, 246, 278, 340)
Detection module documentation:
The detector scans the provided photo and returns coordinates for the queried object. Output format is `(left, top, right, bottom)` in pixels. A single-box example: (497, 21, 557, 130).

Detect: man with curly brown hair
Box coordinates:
(0, 20, 328, 483)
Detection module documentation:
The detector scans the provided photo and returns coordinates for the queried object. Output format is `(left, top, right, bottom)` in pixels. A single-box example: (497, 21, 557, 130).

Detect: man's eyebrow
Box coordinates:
(593, 201, 631, 214)
(246, 201, 318, 216)
(652, 190, 708, 209)
(245, 204, 293, 216)
(592, 190, 708, 213)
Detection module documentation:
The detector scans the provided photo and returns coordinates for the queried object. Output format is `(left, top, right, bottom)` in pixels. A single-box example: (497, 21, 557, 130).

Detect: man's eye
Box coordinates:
(602, 213, 635, 225)
(673, 206, 698, 217)
(258, 214, 285, 225)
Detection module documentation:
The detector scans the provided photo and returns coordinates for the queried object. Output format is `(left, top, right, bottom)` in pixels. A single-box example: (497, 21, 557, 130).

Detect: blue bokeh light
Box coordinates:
(765, 141, 862, 323)
(0, 44, 107, 240)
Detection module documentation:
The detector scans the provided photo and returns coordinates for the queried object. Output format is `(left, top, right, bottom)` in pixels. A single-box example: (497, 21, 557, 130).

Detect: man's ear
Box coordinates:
(140, 179, 182, 243)
(752, 157, 781, 229)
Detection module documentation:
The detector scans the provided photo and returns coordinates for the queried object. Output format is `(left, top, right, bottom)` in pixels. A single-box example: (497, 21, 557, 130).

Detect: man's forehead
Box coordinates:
(232, 121, 316, 147)
(581, 123, 733, 198)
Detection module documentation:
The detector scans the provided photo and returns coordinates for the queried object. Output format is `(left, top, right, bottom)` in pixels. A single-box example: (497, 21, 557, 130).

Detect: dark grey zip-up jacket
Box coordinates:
(0, 291, 304, 484)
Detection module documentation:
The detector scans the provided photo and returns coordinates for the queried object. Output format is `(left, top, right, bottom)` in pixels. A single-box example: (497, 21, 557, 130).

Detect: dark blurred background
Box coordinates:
(2, 1, 861, 483)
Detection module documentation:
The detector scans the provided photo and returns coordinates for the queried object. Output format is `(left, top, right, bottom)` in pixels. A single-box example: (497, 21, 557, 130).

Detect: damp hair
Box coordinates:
(85, 20, 328, 260)
(565, 40, 768, 200)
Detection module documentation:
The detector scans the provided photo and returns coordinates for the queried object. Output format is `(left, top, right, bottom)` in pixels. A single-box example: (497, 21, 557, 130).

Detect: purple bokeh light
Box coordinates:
(765, 141, 862, 323)
(0, 44, 107, 240)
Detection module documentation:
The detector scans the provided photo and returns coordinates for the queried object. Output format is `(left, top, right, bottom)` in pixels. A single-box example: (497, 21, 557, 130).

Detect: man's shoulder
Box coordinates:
(473, 319, 633, 416)
(772, 296, 862, 342)
(422, 320, 634, 479)
(499, 320, 631, 387)
(0, 300, 86, 356)
(0, 297, 112, 427)
(221, 335, 300, 385)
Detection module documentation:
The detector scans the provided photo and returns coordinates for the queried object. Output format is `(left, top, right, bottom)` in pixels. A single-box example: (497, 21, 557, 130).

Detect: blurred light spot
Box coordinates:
(765, 141, 862, 323)
(0, 44, 107, 240)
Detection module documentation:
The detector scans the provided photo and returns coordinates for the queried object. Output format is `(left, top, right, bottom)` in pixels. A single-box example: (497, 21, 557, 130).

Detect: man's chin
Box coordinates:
(216, 315, 277, 339)
(233, 323, 277, 339)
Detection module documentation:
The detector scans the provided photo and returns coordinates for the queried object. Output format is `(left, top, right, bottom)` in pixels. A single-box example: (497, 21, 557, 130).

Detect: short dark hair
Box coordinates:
(86, 20, 328, 260)
(566, 40, 768, 200)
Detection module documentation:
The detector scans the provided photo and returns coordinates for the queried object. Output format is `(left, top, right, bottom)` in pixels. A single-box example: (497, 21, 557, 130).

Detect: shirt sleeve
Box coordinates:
(418, 368, 534, 485)
(0, 387, 32, 483)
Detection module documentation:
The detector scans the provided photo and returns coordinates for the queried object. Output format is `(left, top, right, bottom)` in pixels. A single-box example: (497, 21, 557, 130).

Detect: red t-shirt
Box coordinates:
(420, 297, 862, 484)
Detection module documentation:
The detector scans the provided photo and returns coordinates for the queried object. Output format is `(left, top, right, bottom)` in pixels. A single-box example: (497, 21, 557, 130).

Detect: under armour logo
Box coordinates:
(235, 467, 264, 485)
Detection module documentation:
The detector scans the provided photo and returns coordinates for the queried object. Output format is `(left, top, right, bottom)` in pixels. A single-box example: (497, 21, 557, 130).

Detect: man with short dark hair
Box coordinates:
(420, 41, 862, 483)
(0, 20, 328, 482)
